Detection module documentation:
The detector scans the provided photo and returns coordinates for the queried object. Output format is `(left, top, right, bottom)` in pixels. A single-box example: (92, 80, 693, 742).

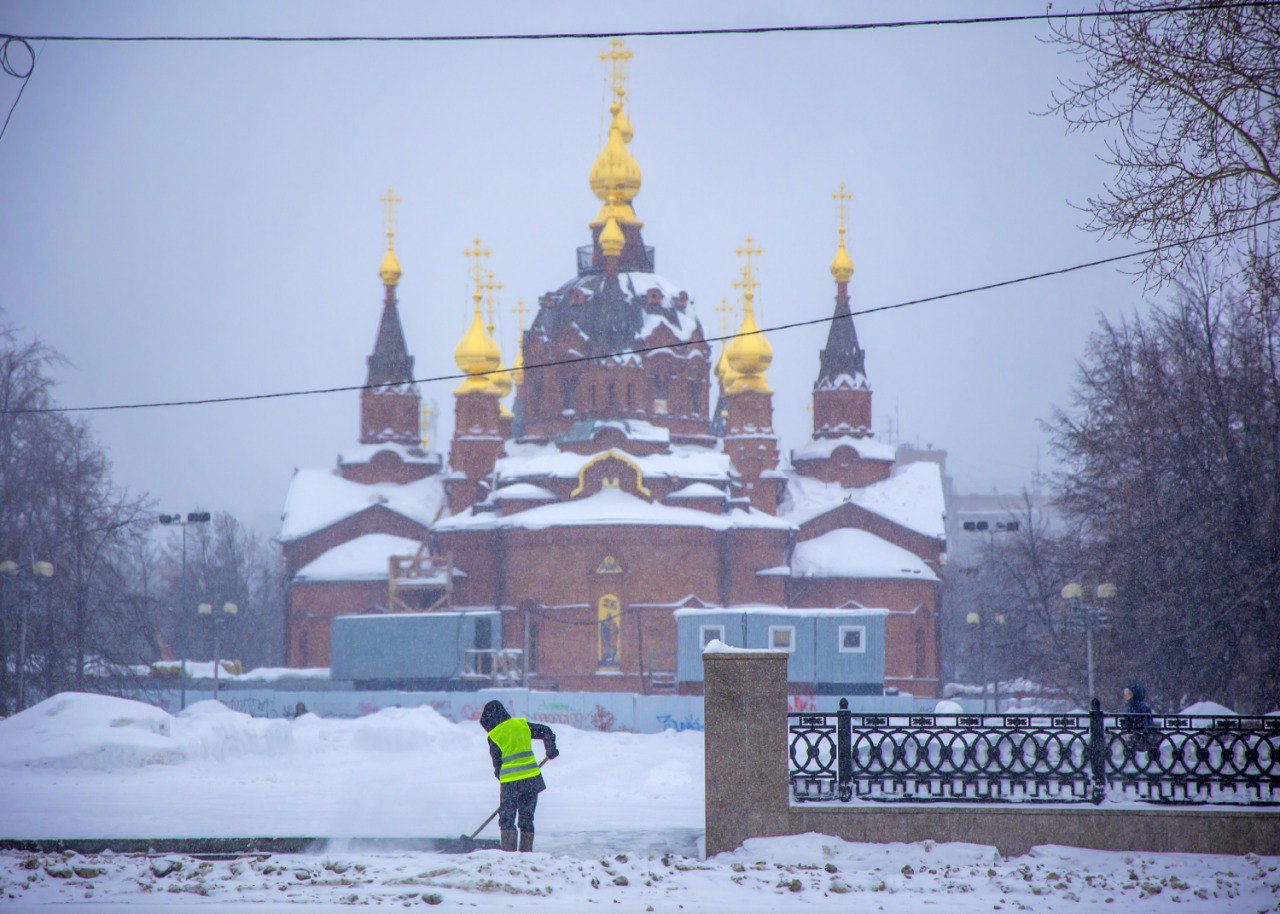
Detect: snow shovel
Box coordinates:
(442, 755, 552, 854)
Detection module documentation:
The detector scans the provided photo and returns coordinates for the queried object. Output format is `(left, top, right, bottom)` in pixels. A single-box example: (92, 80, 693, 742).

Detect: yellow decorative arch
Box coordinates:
(570, 449, 652, 499)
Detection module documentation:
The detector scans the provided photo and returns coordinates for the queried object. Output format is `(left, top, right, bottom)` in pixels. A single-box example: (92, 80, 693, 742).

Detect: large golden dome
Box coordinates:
(725, 304, 773, 394)
(453, 306, 501, 395)
(589, 102, 642, 226)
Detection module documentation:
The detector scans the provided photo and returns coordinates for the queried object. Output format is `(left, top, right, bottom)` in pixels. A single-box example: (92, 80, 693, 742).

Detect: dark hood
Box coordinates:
(1128, 684, 1146, 703)
(480, 700, 511, 732)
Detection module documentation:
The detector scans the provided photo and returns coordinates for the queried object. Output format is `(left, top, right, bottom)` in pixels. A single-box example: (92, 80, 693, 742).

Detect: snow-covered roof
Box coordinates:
(780, 461, 946, 540)
(560, 418, 671, 445)
(556, 271, 704, 345)
(675, 605, 888, 618)
(791, 435, 895, 463)
(280, 469, 445, 542)
(486, 483, 557, 502)
(666, 482, 726, 500)
(494, 441, 733, 484)
(337, 442, 441, 466)
(434, 487, 794, 533)
(293, 534, 426, 582)
(791, 528, 939, 581)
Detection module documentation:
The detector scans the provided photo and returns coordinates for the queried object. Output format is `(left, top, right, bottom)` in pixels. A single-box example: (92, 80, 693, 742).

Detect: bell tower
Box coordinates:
(359, 188, 421, 447)
(447, 238, 507, 512)
(721, 236, 780, 513)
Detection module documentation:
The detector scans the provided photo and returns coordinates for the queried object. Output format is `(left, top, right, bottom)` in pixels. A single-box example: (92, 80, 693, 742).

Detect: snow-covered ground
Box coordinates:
(1, 692, 1277, 912)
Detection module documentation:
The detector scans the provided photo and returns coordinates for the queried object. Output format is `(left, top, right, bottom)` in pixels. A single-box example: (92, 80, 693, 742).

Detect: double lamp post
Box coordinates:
(0, 557, 54, 713)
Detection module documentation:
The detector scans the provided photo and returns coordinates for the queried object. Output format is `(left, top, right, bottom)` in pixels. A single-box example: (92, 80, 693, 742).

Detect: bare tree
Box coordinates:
(0, 318, 159, 713)
(1047, 1, 1280, 284)
(1047, 267, 1280, 711)
(161, 513, 284, 672)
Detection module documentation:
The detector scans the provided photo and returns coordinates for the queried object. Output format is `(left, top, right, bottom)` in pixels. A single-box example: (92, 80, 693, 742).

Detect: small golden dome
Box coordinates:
(589, 102, 642, 225)
(511, 344, 525, 386)
(715, 340, 740, 389)
(726, 304, 773, 394)
(599, 215, 626, 258)
(453, 305, 501, 395)
(379, 236, 402, 286)
(830, 227, 854, 283)
(488, 357, 513, 399)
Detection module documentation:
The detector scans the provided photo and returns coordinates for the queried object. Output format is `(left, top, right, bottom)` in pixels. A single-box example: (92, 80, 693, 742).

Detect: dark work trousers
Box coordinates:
(498, 778, 542, 832)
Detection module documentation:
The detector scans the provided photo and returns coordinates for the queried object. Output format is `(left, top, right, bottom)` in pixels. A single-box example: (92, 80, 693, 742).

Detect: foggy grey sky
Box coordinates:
(0, 1, 1142, 534)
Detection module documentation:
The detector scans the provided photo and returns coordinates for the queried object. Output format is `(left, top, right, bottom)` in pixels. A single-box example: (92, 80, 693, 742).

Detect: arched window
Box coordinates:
(914, 629, 927, 679)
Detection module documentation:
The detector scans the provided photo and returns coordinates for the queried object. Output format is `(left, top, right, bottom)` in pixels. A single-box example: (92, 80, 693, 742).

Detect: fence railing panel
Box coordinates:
(788, 698, 1280, 806)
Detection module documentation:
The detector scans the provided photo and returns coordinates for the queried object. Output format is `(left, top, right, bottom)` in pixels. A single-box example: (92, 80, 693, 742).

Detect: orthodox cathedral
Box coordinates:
(280, 41, 946, 696)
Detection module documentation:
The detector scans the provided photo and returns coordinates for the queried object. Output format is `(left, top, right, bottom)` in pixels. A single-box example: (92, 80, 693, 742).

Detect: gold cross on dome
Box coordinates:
(733, 235, 763, 306)
(715, 297, 734, 334)
(833, 183, 853, 234)
(482, 270, 504, 330)
(463, 237, 490, 307)
(512, 298, 530, 331)
(600, 38, 633, 104)
(379, 187, 402, 241)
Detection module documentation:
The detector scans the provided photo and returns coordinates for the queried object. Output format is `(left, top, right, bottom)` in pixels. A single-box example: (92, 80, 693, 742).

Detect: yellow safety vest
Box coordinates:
(488, 717, 540, 783)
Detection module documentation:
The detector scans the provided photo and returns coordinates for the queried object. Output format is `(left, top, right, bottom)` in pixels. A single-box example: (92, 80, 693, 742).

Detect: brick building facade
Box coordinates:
(280, 44, 946, 696)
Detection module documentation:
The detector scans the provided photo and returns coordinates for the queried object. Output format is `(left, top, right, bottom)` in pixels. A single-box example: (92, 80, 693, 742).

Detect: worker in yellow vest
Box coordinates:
(479, 700, 559, 852)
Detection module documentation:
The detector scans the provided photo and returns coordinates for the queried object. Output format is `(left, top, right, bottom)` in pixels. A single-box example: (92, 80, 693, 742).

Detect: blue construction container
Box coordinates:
(330, 610, 502, 688)
(674, 606, 887, 694)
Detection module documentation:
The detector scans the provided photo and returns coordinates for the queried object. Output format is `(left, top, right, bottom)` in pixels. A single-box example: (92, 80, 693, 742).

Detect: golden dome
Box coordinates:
(379, 235, 402, 286)
(830, 227, 854, 283)
(589, 102, 642, 226)
(715, 339, 740, 389)
(511, 344, 525, 386)
(726, 304, 772, 394)
(599, 215, 626, 258)
(453, 305, 501, 395)
(488, 357, 513, 399)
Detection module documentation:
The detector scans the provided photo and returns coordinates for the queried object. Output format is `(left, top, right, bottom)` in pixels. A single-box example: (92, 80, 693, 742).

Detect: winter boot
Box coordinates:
(500, 829, 518, 852)
(518, 830, 534, 853)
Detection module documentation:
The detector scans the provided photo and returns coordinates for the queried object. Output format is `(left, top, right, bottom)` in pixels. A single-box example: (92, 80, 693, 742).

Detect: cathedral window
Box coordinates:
(608, 384, 617, 409)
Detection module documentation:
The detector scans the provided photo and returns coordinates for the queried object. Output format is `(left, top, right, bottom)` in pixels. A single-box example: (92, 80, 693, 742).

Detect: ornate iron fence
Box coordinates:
(789, 699, 1279, 805)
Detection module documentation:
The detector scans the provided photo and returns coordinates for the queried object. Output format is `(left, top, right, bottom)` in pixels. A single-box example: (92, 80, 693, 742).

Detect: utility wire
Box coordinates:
(7, 2, 1279, 43)
(0, 37, 37, 142)
(9, 214, 1279, 417)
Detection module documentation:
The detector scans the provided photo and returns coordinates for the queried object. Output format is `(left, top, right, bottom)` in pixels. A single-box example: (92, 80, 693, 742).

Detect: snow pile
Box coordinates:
(2, 834, 1276, 911)
(1180, 700, 1237, 716)
(0, 693, 179, 771)
(0, 691, 703, 847)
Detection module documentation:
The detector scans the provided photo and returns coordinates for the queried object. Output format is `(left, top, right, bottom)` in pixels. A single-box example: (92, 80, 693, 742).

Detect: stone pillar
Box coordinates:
(702, 649, 791, 856)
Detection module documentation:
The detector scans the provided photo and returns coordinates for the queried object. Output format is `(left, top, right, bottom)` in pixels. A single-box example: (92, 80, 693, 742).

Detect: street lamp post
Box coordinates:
(159, 511, 211, 710)
(965, 611, 1007, 712)
(199, 601, 238, 701)
(1, 558, 55, 713)
(1061, 581, 1116, 702)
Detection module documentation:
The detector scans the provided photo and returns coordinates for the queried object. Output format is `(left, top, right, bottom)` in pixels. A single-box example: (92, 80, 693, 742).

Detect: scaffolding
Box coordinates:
(387, 546, 454, 614)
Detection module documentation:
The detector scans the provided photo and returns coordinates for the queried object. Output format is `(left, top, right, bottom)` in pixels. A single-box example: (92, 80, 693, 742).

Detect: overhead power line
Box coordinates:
(8, 214, 1279, 417)
(0, 37, 37, 142)
(7, 2, 1279, 43)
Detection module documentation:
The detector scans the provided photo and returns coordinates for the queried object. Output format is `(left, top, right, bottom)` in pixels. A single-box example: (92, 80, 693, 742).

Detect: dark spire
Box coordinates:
(366, 285, 415, 387)
(816, 285, 867, 387)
